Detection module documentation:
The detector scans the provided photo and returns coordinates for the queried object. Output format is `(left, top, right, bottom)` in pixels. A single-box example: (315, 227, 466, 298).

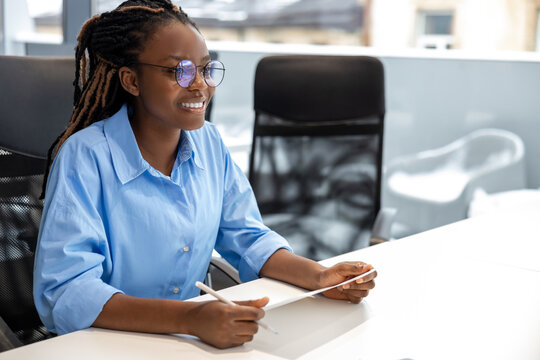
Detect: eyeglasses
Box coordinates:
(137, 59, 225, 88)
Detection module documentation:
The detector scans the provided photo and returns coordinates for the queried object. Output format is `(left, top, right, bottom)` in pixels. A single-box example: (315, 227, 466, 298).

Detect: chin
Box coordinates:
(181, 117, 206, 131)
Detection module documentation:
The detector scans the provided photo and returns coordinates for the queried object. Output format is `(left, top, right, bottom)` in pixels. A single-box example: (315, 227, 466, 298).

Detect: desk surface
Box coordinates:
(2, 209, 539, 360)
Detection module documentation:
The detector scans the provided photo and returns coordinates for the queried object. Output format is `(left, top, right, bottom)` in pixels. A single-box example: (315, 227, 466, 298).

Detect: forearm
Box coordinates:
(92, 293, 199, 335)
(259, 249, 326, 290)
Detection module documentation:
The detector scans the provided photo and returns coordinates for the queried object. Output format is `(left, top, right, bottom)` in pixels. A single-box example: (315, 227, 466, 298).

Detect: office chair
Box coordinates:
(204, 50, 219, 122)
(249, 55, 389, 260)
(386, 128, 525, 234)
(0, 56, 74, 349)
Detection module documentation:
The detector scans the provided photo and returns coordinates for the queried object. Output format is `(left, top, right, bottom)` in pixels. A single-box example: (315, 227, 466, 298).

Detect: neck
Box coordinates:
(130, 110, 180, 177)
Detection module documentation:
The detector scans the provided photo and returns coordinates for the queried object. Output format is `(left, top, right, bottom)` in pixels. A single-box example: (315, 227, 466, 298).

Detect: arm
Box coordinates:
(214, 137, 292, 283)
(93, 293, 268, 349)
(92, 293, 196, 334)
(260, 249, 377, 303)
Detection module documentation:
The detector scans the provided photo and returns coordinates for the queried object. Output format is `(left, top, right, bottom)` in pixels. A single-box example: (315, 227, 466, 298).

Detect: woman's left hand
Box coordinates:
(318, 262, 377, 303)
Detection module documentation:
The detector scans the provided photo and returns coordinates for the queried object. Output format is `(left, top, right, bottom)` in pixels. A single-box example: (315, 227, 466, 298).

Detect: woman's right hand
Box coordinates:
(186, 297, 269, 349)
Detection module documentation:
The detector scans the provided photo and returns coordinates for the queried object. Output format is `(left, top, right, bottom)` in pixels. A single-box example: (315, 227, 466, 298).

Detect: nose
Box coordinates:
(188, 69, 207, 90)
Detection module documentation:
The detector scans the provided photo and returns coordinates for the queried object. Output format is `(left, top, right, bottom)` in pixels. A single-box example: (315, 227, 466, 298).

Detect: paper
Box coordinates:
(265, 269, 376, 310)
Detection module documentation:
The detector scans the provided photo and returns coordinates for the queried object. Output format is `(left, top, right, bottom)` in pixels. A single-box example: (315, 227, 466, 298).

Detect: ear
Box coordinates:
(118, 66, 140, 96)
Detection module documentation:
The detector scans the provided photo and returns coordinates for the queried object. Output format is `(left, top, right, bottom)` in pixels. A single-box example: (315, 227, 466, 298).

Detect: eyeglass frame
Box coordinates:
(136, 59, 226, 88)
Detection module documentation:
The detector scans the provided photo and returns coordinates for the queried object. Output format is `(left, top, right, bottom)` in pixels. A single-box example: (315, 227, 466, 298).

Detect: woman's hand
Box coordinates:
(318, 262, 377, 303)
(260, 250, 377, 304)
(186, 297, 269, 349)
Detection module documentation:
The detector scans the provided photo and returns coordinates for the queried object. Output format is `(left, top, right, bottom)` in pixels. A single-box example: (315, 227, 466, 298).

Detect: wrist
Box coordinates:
(312, 265, 327, 289)
(175, 301, 202, 336)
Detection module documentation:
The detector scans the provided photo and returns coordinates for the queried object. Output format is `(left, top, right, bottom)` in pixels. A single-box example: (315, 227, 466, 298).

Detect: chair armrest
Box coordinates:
(0, 315, 22, 352)
(210, 256, 241, 285)
(370, 207, 397, 245)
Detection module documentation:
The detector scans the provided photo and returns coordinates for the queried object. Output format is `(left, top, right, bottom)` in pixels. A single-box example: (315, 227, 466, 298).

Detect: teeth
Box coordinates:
(182, 102, 204, 109)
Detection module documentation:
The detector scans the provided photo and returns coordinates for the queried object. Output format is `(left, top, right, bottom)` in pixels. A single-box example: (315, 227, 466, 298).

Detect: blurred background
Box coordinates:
(2, 0, 540, 238)
(13, 0, 540, 51)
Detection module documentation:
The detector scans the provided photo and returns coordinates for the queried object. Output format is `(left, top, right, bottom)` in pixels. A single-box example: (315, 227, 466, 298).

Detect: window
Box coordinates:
(2, 0, 64, 55)
(26, 0, 63, 36)
(423, 13, 452, 35)
(536, 9, 540, 51)
(93, 0, 366, 46)
(416, 10, 454, 50)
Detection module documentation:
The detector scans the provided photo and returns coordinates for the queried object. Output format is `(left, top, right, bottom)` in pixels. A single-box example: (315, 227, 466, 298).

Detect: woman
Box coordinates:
(33, 0, 377, 349)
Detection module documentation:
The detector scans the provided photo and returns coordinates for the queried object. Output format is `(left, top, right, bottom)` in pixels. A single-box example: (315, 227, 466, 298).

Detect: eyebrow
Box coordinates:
(159, 54, 212, 63)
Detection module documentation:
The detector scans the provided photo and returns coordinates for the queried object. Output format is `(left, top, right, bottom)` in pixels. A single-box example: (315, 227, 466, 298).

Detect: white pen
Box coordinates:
(195, 281, 278, 335)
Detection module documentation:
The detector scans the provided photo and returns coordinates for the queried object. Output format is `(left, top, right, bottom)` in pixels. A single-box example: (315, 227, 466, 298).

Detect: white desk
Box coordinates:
(2, 209, 539, 359)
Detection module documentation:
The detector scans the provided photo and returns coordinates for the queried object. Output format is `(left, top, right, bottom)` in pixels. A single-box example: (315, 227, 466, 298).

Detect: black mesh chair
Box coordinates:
(0, 56, 74, 350)
(249, 55, 389, 261)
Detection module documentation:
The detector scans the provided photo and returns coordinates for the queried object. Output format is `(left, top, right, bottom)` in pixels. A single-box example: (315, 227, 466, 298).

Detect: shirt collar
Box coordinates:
(178, 129, 205, 171)
(104, 105, 204, 185)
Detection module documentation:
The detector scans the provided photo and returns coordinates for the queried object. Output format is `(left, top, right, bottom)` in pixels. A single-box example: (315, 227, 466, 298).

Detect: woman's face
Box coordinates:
(131, 21, 215, 131)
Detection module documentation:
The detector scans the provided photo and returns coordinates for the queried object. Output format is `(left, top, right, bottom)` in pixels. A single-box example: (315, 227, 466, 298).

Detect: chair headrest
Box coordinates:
(0, 56, 75, 159)
(254, 55, 385, 122)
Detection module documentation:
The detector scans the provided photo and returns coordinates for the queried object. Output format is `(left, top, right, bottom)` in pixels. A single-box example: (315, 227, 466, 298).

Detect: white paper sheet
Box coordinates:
(265, 269, 376, 310)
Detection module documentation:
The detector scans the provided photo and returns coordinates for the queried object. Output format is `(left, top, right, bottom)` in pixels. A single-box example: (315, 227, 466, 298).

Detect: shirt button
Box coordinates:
(173, 287, 180, 294)
(183, 246, 190, 252)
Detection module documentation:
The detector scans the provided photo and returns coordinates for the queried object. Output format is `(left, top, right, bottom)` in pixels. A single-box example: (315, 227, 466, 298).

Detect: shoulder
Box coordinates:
(49, 121, 111, 190)
(55, 121, 109, 166)
(60, 121, 107, 155)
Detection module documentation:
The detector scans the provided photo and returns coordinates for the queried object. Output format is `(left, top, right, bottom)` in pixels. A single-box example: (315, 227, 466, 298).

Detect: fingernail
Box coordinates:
(343, 283, 350, 289)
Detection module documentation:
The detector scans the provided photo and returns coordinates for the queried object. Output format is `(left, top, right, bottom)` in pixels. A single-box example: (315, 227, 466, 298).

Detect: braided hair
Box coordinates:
(41, 0, 199, 198)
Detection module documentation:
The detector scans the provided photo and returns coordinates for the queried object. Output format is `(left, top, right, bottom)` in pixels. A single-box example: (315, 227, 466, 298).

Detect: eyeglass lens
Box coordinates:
(176, 60, 225, 88)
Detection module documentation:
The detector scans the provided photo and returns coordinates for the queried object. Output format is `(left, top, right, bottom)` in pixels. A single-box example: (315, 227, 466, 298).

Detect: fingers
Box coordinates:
(231, 307, 265, 322)
(328, 262, 377, 303)
(340, 286, 372, 303)
(233, 320, 260, 336)
(225, 308, 261, 346)
(231, 297, 268, 322)
(231, 334, 254, 346)
(340, 277, 376, 303)
(335, 262, 371, 277)
(235, 296, 270, 309)
(337, 268, 377, 293)
(342, 278, 376, 291)
(334, 263, 376, 286)
(323, 287, 370, 303)
(354, 269, 377, 284)
(192, 300, 268, 349)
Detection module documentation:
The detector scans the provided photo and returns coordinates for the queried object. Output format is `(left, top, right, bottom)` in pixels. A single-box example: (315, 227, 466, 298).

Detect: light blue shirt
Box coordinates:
(33, 105, 291, 335)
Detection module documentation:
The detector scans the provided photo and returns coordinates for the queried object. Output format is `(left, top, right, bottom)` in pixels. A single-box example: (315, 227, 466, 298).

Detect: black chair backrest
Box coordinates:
(254, 55, 384, 123)
(0, 56, 74, 158)
(0, 56, 74, 346)
(249, 55, 385, 259)
(205, 50, 219, 122)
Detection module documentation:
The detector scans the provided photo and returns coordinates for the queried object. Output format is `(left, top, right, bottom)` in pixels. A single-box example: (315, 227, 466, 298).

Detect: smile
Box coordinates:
(181, 102, 204, 109)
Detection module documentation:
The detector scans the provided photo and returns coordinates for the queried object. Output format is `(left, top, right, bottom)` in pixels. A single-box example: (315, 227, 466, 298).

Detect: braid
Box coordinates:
(41, 0, 198, 198)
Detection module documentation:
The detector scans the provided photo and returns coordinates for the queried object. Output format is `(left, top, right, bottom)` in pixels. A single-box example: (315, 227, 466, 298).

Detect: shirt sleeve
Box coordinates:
(214, 143, 293, 283)
(33, 140, 122, 335)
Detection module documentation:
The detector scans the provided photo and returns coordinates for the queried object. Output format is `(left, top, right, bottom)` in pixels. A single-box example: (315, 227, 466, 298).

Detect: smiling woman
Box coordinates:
(32, 0, 376, 350)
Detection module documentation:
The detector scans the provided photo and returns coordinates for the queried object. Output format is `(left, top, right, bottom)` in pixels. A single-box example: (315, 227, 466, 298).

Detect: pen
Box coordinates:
(195, 281, 278, 335)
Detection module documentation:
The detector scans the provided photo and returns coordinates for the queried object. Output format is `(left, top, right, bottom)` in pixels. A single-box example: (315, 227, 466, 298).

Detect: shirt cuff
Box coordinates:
(52, 278, 124, 335)
(238, 231, 293, 282)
